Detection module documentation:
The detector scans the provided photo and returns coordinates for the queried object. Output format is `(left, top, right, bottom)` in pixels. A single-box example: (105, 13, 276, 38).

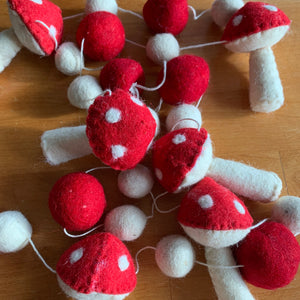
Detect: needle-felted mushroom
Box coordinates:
(213, 1, 291, 113)
(152, 127, 282, 202)
(0, 0, 63, 73)
(177, 177, 255, 300)
(143, 0, 189, 35)
(232, 195, 300, 290)
(41, 89, 158, 169)
(158, 55, 210, 105)
(56, 232, 137, 300)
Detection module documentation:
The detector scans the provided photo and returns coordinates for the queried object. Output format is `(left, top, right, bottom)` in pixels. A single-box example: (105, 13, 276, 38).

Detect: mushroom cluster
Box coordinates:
(0, 0, 63, 73)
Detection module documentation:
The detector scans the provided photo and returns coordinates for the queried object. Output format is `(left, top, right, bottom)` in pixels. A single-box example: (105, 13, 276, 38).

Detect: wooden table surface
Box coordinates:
(0, 0, 299, 299)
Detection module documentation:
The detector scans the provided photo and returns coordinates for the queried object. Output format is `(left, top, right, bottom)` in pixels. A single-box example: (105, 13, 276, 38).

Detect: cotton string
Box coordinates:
(80, 38, 103, 75)
(63, 12, 84, 20)
(64, 224, 104, 238)
(146, 199, 156, 220)
(118, 7, 143, 19)
(135, 246, 156, 274)
(85, 166, 112, 174)
(28, 239, 56, 274)
(155, 98, 163, 113)
(188, 6, 210, 20)
(150, 192, 180, 214)
(250, 218, 269, 230)
(125, 38, 146, 49)
(171, 118, 201, 132)
(35, 20, 58, 50)
(196, 95, 203, 108)
(180, 40, 226, 51)
(195, 260, 244, 269)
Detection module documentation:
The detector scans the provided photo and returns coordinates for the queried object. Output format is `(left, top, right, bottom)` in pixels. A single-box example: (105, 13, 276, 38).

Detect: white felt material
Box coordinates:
(146, 33, 180, 66)
(0, 28, 22, 73)
(207, 157, 282, 202)
(104, 205, 147, 241)
(118, 164, 154, 199)
(205, 247, 255, 300)
(41, 125, 93, 165)
(0, 211, 32, 253)
(178, 135, 213, 191)
(57, 276, 129, 300)
(9, 8, 45, 56)
(225, 26, 290, 53)
(85, 0, 118, 15)
(68, 75, 103, 109)
(148, 108, 161, 137)
(155, 235, 195, 278)
(272, 196, 300, 235)
(55, 42, 82, 76)
(180, 225, 250, 248)
(211, 0, 244, 28)
(249, 47, 284, 113)
(166, 104, 202, 132)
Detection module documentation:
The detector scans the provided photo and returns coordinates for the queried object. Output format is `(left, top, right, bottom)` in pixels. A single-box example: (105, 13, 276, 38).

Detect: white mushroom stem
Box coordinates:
(205, 247, 255, 300)
(0, 28, 22, 73)
(211, 0, 244, 28)
(41, 125, 93, 165)
(206, 157, 282, 202)
(249, 47, 284, 113)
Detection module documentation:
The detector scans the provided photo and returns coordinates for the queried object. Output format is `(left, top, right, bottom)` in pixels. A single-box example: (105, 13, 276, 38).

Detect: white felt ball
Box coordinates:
(272, 196, 300, 235)
(148, 107, 161, 137)
(166, 104, 202, 132)
(85, 0, 118, 15)
(155, 235, 195, 278)
(68, 75, 103, 109)
(146, 33, 180, 65)
(0, 211, 32, 253)
(118, 164, 154, 199)
(55, 42, 82, 76)
(104, 205, 147, 241)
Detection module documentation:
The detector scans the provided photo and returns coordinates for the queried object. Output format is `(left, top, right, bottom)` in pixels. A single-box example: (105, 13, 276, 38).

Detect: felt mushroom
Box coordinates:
(152, 127, 282, 202)
(41, 89, 159, 169)
(56, 232, 137, 299)
(177, 177, 255, 300)
(216, 2, 291, 112)
(158, 55, 210, 105)
(0, 0, 63, 72)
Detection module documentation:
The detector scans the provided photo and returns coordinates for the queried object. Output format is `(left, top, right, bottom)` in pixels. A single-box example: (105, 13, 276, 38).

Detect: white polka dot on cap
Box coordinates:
(70, 247, 84, 264)
(198, 195, 214, 209)
(233, 200, 245, 215)
(233, 15, 243, 26)
(105, 108, 122, 124)
(118, 255, 130, 271)
(172, 134, 186, 145)
(111, 145, 127, 160)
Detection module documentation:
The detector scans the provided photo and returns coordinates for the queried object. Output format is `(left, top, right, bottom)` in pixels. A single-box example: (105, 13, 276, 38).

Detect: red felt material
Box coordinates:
(76, 11, 125, 61)
(99, 58, 145, 92)
(222, 2, 290, 42)
(143, 0, 189, 35)
(86, 89, 156, 170)
(177, 177, 253, 230)
(8, 0, 63, 55)
(233, 221, 300, 290)
(49, 172, 106, 232)
(57, 232, 137, 295)
(158, 55, 210, 105)
(152, 128, 208, 192)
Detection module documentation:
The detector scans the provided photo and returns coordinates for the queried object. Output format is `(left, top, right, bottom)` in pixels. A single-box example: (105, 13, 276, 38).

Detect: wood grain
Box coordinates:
(0, 0, 299, 299)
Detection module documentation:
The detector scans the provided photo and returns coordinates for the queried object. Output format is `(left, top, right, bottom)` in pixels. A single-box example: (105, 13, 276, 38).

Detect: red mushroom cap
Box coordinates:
(56, 232, 137, 295)
(178, 177, 253, 230)
(143, 0, 189, 35)
(177, 177, 253, 247)
(48, 172, 106, 232)
(222, 2, 290, 52)
(233, 221, 300, 289)
(86, 89, 156, 170)
(76, 11, 125, 61)
(152, 128, 212, 193)
(158, 55, 210, 105)
(100, 58, 145, 93)
(8, 0, 63, 55)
